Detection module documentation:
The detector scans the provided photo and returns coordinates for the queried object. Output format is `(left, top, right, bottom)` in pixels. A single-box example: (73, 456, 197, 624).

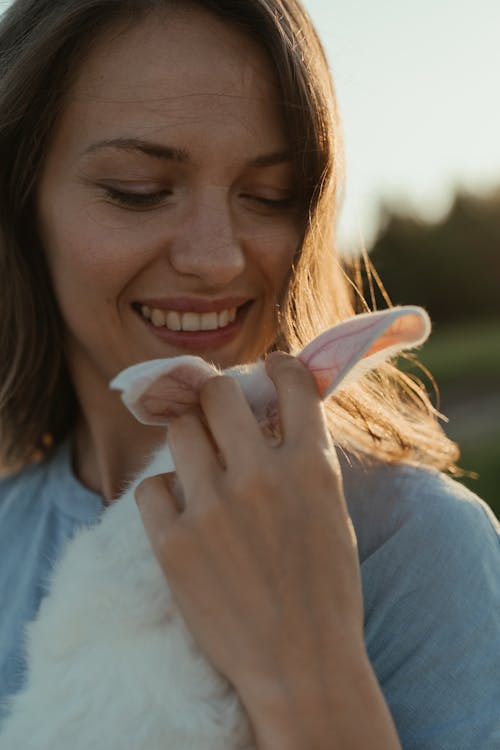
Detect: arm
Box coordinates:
(136, 353, 402, 749)
(360, 469, 500, 749)
(241, 641, 401, 750)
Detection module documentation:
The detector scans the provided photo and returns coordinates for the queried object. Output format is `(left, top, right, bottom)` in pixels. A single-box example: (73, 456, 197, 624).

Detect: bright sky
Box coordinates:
(1, 0, 499, 249)
(305, 0, 500, 249)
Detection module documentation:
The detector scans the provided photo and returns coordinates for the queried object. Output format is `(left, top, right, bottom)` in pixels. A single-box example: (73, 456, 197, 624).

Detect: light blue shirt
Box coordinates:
(1, 439, 499, 748)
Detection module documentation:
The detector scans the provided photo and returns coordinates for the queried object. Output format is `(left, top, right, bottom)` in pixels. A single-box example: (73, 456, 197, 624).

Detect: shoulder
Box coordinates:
(0, 439, 102, 524)
(342, 454, 499, 566)
(344, 455, 499, 634)
(0, 442, 103, 583)
(0, 458, 53, 524)
(0, 441, 103, 716)
(343, 457, 500, 748)
(0, 457, 58, 711)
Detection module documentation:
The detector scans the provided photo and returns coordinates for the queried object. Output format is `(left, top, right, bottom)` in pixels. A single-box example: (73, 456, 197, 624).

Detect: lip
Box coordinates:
(134, 296, 250, 314)
(134, 299, 253, 352)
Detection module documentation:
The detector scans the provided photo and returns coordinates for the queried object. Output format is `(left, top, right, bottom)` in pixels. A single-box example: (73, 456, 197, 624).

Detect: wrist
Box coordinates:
(239, 639, 401, 750)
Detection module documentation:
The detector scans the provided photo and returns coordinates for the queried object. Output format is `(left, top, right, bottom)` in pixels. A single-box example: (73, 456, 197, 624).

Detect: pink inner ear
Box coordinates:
(298, 307, 431, 399)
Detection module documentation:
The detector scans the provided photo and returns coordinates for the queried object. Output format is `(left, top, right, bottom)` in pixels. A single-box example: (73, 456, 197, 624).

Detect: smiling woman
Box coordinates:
(0, 1, 499, 749)
(34, 9, 303, 478)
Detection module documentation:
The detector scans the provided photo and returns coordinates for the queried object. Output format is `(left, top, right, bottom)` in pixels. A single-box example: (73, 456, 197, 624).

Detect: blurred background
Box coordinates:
(305, 0, 500, 516)
(1, 0, 498, 514)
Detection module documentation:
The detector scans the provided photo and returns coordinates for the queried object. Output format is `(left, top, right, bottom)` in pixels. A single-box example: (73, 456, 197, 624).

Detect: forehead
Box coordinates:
(53, 7, 286, 153)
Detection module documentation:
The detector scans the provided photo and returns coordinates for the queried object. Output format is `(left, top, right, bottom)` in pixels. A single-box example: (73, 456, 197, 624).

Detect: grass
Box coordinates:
(415, 318, 500, 387)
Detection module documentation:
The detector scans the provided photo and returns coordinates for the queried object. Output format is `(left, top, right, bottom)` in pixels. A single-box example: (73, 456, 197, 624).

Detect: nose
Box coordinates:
(168, 187, 245, 285)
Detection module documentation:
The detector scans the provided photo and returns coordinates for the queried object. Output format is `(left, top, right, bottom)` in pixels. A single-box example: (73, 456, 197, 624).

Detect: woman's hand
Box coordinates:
(135, 352, 400, 749)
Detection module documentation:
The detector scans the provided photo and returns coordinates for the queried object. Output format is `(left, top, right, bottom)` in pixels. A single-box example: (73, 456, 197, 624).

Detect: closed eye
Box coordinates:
(241, 193, 295, 211)
(102, 186, 172, 210)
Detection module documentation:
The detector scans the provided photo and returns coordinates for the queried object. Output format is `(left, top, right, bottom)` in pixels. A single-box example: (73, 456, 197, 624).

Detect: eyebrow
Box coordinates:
(81, 138, 292, 168)
(82, 138, 189, 163)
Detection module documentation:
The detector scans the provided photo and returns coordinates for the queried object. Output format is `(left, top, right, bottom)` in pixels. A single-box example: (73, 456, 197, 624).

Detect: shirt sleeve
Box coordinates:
(361, 473, 500, 750)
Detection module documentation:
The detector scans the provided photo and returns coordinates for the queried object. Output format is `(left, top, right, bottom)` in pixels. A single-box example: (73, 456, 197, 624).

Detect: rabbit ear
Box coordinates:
(298, 306, 431, 400)
(111, 307, 431, 424)
(110, 356, 220, 425)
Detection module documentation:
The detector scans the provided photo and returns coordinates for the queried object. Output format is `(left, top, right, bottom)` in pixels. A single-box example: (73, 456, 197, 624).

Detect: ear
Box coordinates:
(110, 356, 220, 425)
(298, 306, 431, 399)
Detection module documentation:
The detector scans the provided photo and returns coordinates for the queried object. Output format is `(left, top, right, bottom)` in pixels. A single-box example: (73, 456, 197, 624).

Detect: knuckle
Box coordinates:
(283, 448, 314, 477)
(200, 374, 238, 403)
(285, 442, 339, 481)
(268, 353, 316, 392)
(166, 410, 199, 437)
(188, 495, 222, 527)
(232, 459, 279, 498)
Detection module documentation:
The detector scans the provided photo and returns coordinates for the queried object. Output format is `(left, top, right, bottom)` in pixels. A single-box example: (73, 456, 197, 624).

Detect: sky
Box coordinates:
(1, 0, 499, 249)
(305, 0, 500, 249)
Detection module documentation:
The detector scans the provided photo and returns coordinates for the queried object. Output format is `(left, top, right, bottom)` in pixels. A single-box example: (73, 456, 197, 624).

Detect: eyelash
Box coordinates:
(242, 195, 294, 210)
(103, 187, 171, 209)
(102, 187, 294, 212)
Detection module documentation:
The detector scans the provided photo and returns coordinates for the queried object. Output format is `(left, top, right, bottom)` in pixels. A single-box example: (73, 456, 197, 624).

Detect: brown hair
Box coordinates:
(0, 0, 459, 471)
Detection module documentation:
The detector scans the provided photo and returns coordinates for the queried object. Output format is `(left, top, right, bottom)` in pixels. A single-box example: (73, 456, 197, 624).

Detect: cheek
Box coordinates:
(246, 225, 300, 352)
(38, 193, 150, 308)
(249, 221, 301, 288)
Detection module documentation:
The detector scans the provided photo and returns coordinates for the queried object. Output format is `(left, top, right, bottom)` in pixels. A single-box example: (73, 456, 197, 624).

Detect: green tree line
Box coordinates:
(364, 186, 500, 323)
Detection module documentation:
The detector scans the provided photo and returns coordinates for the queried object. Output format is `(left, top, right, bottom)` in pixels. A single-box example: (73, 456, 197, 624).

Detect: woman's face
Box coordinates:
(36, 7, 302, 397)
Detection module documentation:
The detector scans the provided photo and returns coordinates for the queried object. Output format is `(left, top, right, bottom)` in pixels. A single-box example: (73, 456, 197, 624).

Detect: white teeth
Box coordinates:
(200, 312, 219, 330)
(151, 309, 166, 327)
(218, 309, 229, 327)
(140, 305, 239, 331)
(166, 310, 181, 331)
(181, 312, 200, 331)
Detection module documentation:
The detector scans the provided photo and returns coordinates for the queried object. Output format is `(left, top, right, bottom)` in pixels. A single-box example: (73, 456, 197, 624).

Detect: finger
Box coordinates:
(198, 375, 263, 461)
(135, 474, 179, 552)
(166, 411, 222, 501)
(264, 351, 329, 447)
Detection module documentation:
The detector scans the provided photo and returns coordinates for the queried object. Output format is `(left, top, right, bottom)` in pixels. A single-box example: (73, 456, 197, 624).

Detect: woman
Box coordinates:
(0, 0, 498, 747)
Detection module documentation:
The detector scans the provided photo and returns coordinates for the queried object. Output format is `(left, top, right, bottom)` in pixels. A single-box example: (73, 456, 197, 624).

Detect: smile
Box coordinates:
(139, 305, 238, 332)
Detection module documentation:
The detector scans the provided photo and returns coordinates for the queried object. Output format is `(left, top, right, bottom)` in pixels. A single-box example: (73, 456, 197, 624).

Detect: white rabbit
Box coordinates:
(0, 307, 430, 750)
